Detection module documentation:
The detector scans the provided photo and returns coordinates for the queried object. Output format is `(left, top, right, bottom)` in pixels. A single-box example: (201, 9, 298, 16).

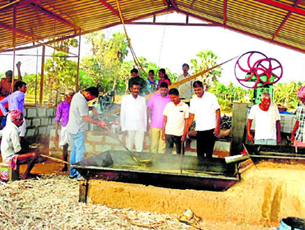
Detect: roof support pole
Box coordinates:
(12, 5, 17, 94)
(76, 35, 81, 92)
(223, 0, 227, 25)
(39, 45, 45, 106)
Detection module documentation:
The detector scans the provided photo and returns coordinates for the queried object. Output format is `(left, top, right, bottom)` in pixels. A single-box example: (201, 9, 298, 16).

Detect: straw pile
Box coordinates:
(0, 174, 275, 230)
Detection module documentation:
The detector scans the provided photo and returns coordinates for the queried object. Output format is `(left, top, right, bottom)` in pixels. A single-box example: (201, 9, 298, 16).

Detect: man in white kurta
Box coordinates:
(120, 82, 147, 152)
(176, 63, 194, 100)
(247, 92, 281, 145)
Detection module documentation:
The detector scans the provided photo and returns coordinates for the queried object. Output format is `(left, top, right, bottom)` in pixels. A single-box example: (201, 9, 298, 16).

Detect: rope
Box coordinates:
(116, 0, 148, 78)
(158, 13, 168, 67)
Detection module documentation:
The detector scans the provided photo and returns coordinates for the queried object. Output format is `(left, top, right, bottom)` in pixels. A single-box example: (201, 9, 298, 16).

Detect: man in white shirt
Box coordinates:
(176, 63, 194, 100)
(162, 88, 189, 154)
(183, 81, 221, 159)
(1, 109, 39, 180)
(120, 82, 147, 152)
(247, 92, 281, 145)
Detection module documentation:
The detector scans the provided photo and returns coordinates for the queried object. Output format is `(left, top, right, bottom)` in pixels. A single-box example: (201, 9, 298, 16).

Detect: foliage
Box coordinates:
(82, 31, 129, 93)
(44, 38, 79, 104)
(22, 72, 41, 95)
(190, 50, 222, 85)
(274, 81, 303, 111)
(208, 82, 251, 112)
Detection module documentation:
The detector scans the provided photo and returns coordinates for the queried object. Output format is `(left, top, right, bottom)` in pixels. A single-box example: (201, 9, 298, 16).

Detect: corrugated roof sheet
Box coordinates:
(1, 0, 305, 53)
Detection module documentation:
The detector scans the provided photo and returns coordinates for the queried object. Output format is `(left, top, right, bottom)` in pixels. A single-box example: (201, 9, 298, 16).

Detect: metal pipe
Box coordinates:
(76, 35, 81, 92)
(39, 45, 45, 106)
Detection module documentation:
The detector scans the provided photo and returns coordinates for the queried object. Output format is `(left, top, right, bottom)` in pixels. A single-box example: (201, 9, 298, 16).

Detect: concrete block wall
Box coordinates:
(49, 130, 152, 159)
(24, 106, 56, 142)
(49, 128, 231, 159)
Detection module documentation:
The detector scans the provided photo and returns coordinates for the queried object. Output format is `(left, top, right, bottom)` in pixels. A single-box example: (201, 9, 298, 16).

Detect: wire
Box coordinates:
(116, 0, 148, 78)
(158, 13, 168, 67)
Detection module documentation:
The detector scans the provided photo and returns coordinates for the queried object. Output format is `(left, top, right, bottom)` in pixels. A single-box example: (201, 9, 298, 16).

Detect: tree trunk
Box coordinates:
(112, 75, 117, 91)
(125, 79, 129, 95)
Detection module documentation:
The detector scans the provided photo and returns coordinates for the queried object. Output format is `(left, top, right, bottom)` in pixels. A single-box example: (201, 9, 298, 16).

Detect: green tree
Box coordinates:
(44, 38, 78, 104)
(274, 81, 303, 110)
(190, 50, 222, 85)
(82, 31, 128, 93)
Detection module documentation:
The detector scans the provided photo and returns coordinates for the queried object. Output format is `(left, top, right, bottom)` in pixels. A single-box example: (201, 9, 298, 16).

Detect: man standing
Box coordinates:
(0, 61, 22, 97)
(121, 82, 147, 152)
(177, 63, 194, 100)
(147, 82, 170, 153)
(1, 110, 39, 180)
(247, 92, 281, 145)
(183, 81, 221, 159)
(55, 89, 75, 171)
(291, 87, 305, 146)
(128, 68, 147, 96)
(0, 81, 27, 146)
(67, 87, 107, 181)
(162, 88, 189, 155)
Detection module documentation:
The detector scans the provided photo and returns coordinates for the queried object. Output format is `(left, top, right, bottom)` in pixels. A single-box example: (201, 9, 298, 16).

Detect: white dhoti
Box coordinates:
(6, 113, 26, 137)
(125, 130, 145, 152)
(59, 126, 71, 146)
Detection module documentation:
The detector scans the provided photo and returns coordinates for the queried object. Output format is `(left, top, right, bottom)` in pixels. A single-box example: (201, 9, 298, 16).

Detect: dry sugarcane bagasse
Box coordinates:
(0, 155, 291, 230)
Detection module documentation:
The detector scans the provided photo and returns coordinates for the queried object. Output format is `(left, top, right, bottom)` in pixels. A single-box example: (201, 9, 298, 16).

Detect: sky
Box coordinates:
(1, 13, 305, 86)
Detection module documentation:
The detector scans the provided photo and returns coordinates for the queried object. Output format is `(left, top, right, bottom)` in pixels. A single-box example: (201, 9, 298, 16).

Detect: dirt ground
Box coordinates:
(2, 153, 305, 229)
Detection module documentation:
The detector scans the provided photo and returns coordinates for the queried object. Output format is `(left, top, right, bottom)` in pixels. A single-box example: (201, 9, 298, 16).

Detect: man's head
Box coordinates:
(130, 82, 140, 98)
(260, 92, 271, 110)
(159, 82, 168, 97)
(130, 68, 138, 78)
(83, 87, 99, 101)
(15, 81, 27, 93)
(148, 70, 155, 79)
(158, 68, 166, 78)
(65, 88, 75, 104)
(5, 70, 12, 82)
(10, 109, 24, 127)
(182, 63, 189, 74)
(193, 80, 204, 98)
(297, 86, 305, 104)
(169, 88, 180, 105)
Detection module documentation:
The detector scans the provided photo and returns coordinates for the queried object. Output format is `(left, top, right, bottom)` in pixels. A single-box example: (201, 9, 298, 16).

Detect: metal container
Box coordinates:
(73, 151, 250, 192)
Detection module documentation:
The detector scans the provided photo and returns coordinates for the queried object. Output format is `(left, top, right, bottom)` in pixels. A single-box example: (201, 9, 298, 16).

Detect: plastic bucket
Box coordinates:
(278, 217, 305, 230)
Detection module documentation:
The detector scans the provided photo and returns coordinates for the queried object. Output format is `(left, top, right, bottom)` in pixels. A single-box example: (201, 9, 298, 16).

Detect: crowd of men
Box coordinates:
(1, 62, 305, 180)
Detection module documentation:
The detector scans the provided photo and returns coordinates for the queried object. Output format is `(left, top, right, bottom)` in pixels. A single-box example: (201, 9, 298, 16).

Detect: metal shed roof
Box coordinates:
(1, 0, 305, 53)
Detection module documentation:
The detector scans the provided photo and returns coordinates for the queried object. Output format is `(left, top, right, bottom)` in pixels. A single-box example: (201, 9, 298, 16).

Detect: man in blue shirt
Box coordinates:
(0, 81, 27, 146)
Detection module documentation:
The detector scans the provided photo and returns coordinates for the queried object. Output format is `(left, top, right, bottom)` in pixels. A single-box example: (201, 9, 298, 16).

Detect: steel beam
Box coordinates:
(169, 0, 178, 9)
(28, 2, 79, 30)
(0, 21, 41, 41)
(125, 22, 217, 27)
(272, 0, 302, 40)
(98, 0, 122, 19)
(255, 0, 305, 16)
(223, 0, 227, 25)
(176, 8, 305, 54)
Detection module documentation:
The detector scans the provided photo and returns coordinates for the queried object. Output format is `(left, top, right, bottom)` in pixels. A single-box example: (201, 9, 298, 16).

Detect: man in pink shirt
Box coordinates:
(147, 82, 171, 153)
